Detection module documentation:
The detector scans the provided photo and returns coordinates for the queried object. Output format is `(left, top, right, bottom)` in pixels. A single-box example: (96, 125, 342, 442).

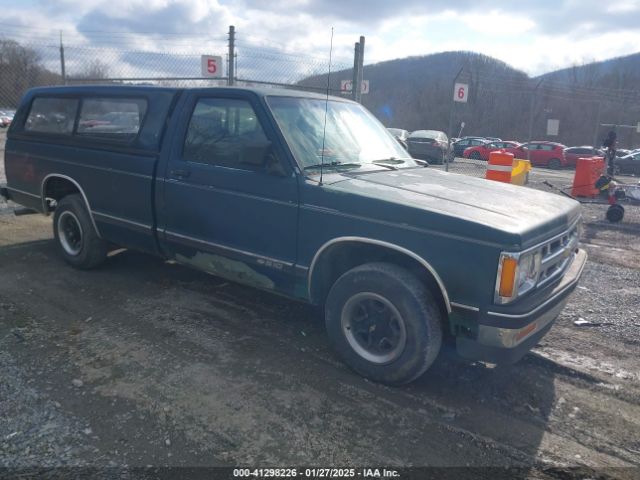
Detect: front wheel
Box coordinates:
(325, 263, 443, 385)
(548, 158, 562, 169)
(53, 194, 108, 269)
(606, 204, 624, 223)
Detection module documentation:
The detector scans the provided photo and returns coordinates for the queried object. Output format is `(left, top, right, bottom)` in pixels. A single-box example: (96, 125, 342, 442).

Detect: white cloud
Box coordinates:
(458, 10, 536, 35)
(606, 0, 640, 13)
(1, 0, 639, 79)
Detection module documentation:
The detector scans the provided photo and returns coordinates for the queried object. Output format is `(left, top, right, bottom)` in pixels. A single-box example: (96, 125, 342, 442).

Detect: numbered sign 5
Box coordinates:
(201, 55, 223, 78)
(454, 83, 469, 103)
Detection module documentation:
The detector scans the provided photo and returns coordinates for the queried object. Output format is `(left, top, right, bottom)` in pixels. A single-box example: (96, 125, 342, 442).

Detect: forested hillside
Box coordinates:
(299, 51, 640, 148)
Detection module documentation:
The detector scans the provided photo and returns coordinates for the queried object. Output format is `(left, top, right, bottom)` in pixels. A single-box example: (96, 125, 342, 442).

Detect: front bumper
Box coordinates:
(457, 248, 587, 364)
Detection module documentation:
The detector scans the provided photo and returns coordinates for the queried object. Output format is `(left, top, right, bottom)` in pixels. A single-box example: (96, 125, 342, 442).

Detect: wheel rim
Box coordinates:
(57, 211, 83, 256)
(341, 292, 407, 364)
(472, 152, 480, 159)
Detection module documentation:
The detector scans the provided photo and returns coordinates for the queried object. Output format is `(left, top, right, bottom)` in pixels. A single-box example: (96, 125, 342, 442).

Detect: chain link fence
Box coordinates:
(2, 29, 640, 180)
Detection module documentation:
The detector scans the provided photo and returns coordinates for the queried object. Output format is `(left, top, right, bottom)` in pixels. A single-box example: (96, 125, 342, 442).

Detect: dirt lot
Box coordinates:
(1, 134, 640, 478)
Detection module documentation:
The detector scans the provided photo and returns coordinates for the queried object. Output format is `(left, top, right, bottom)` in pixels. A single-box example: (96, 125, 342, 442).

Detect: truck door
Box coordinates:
(160, 92, 299, 295)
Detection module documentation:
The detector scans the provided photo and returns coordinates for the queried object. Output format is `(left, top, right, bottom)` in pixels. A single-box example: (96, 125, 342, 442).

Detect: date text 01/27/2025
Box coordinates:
(232, 468, 400, 478)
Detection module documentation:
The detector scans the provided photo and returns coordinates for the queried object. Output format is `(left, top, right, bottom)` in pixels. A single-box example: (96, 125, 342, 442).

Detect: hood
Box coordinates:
(325, 168, 581, 249)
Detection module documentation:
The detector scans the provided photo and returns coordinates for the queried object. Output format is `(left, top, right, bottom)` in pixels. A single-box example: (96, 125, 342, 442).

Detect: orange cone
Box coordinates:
(486, 150, 514, 183)
(572, 157, 606, 198)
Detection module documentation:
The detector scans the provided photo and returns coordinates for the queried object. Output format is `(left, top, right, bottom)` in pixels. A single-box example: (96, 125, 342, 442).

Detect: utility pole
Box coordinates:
(228, 25, 235, 86)
(59, 30, 66, 85)
(527, 78, 544, 163)
(355, 36, 365, 103)
(351, 41, 360, 102)
(446, 67, 464, 172)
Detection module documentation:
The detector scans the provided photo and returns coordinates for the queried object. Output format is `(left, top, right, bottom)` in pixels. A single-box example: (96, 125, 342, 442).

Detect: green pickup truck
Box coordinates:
(1, 85, 587, 385)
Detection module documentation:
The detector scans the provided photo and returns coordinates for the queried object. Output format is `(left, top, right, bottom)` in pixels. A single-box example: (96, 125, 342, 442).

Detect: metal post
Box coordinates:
(59, 31, 66, 85)
(446, 67, 464, 172)
(351, 42, 360, 101)
(355, 36, 365, 103)
(228, 25, 235, 86)
(592, 101, 602, 149)
(527, 78, 544, 163)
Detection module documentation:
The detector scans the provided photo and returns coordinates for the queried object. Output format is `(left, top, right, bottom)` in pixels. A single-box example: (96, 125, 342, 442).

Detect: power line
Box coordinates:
(0, 21, 227, 39)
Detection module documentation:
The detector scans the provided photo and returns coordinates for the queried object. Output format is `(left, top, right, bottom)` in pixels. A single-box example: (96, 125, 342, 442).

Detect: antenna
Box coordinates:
(319, 27, 334, 186)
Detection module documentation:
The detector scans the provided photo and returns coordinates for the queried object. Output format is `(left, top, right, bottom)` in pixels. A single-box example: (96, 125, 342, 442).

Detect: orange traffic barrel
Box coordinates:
(486, 150, 514, 183)
(571, 157, 606, 198)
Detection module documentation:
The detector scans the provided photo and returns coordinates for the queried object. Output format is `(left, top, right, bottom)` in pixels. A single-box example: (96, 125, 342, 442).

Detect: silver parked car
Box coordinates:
(406, 130, 449, 164)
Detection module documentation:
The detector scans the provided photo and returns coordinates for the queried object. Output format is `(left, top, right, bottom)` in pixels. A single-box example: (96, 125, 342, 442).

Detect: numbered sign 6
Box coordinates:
(454, 83, 469, 103)
(201, 55, 223, 78)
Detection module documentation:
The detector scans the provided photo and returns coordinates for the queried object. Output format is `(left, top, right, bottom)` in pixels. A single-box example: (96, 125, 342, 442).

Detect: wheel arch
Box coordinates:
(307, 237, 451, 314)
(41, 174, 101, 237)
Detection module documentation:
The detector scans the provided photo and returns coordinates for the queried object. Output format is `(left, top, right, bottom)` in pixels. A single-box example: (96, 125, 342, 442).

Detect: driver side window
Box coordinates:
(183, 98, 269, 171)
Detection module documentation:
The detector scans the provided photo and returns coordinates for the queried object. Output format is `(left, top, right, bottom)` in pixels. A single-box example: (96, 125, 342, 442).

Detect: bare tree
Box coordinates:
(0, 39, 61, 107)
(74, 59, 110, 81)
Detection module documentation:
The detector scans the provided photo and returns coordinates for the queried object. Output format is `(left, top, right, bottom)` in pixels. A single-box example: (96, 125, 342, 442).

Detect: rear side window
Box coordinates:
(25, 97, 79, 135)
(77, 98, 147, 142)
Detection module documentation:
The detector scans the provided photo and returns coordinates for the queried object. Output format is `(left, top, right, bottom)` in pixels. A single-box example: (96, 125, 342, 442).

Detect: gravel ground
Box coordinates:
(0, 349, 98, 468)
(1, 139, 640, 478)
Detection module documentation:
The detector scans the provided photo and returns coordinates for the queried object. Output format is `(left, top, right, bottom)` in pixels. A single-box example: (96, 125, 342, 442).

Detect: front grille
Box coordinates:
(537, 224, 579, 288)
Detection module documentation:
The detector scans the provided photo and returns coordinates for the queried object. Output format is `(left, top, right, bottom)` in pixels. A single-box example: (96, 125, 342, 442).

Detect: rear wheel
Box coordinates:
(548, 158, 562, 169)
(606, 204, 625, 223)
(325, 262, 443, 385)
(53, 194, 108, 269)
(471, 151, 482, 160)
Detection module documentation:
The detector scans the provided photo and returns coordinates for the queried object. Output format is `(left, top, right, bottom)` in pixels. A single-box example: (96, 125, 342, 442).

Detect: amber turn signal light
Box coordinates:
(499, 257, 517, 298)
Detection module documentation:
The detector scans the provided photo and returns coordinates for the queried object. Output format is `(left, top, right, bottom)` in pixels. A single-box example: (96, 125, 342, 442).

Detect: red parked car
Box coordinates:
(563, 146, 603, 167)
(463, 140, 521, 160)
(514, 141, 567, 169)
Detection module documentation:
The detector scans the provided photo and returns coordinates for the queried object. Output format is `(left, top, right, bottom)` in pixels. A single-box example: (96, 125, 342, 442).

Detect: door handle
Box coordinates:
(171, 169, 191, 178)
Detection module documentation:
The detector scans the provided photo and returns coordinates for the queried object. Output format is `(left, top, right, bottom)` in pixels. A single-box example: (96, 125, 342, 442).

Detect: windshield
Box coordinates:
(267, 96, 415, 171)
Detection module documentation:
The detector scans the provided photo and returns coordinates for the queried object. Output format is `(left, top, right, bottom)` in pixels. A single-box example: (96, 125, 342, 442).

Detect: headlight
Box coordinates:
(495, 251, 541, 304)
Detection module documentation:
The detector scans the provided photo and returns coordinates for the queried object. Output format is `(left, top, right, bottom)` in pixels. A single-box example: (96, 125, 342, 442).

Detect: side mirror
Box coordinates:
(238, 140, 289, 177)
(239, 140, 273, 167)
(265, 151, 288, 177)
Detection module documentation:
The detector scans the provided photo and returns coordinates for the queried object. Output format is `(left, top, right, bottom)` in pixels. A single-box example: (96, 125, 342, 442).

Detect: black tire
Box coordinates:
(548, 158, 562, 169)
(53, 194, 108, 269)
(471, 151, 482, 160)
(325, 262, 443, 385)
(606, 204, 625, 223)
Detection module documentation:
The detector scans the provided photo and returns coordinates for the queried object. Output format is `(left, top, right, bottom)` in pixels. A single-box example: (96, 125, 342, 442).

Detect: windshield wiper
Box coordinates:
(413, 159, 430, 167)
(303, 161, 362, 170)
(372, 157, 423, 170)
(371, 161, 398, 171)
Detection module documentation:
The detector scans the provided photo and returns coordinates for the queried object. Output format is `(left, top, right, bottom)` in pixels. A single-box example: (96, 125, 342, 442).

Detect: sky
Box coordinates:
(1, 0, 640, 79)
